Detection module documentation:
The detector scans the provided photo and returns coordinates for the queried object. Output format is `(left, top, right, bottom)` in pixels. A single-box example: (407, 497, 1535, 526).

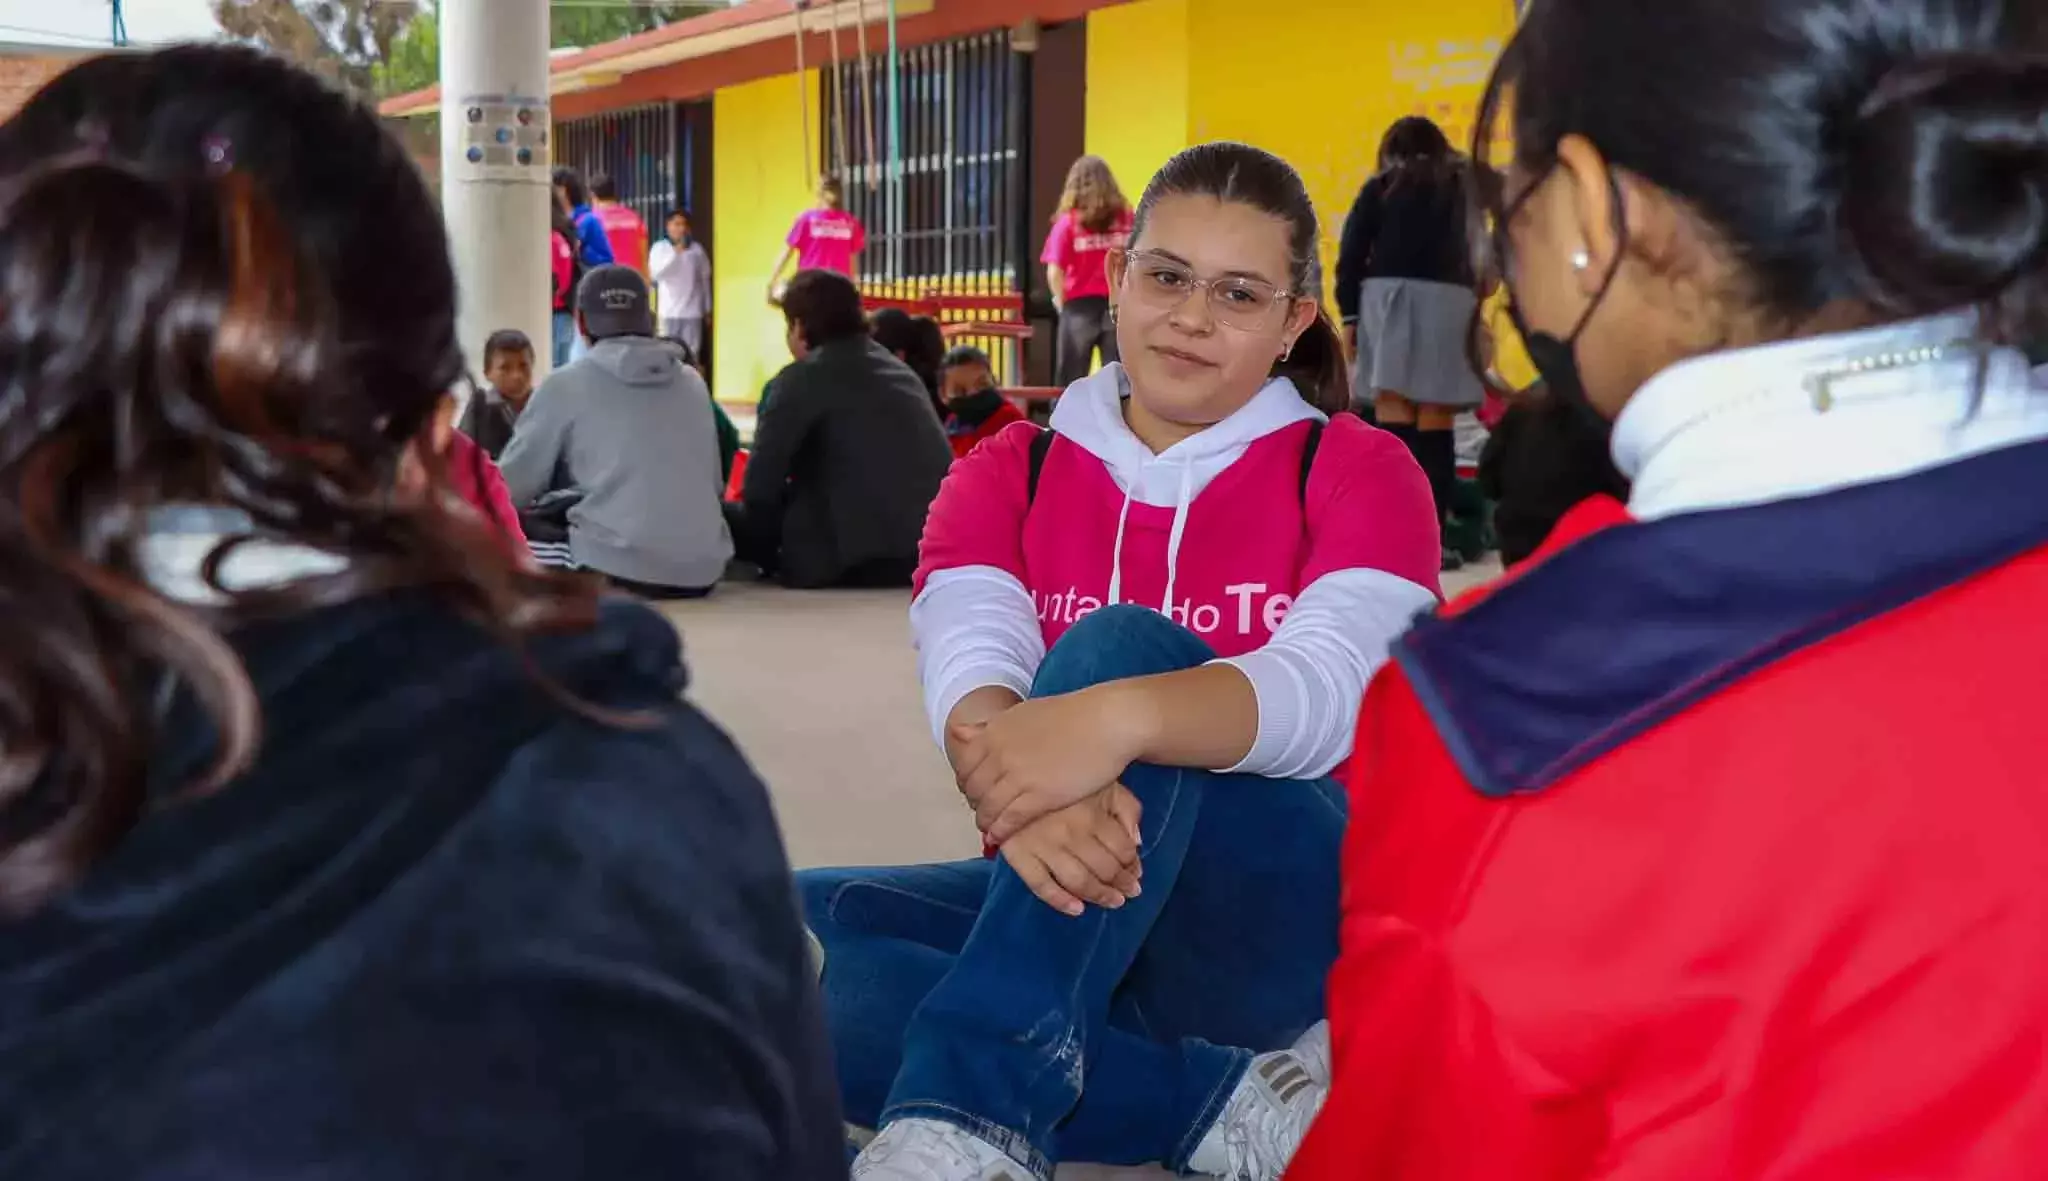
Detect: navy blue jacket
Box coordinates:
(0, 593, 844, 1179)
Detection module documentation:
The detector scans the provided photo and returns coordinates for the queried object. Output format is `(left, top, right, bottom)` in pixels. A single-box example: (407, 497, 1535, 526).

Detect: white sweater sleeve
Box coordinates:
(1215, 567, 1438, 780)
(910, 564, 1046, 747)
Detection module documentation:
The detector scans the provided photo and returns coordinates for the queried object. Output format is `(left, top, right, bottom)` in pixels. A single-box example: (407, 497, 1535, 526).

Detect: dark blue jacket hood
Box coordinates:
(0, 593, 843, 1179)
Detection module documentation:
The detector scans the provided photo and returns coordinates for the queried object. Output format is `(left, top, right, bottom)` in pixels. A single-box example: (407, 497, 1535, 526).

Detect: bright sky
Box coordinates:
(0, 0, 220, 49)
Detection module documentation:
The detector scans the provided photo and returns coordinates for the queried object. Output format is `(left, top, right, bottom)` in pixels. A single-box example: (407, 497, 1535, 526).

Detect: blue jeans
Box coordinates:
(551, 310, 575, 367)
(800, 606, 1345, 1178)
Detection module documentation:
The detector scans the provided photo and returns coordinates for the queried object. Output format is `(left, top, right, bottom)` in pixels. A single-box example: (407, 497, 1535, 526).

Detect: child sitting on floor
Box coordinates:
(936, 344, 1024, 460)
(456, 329, 535, 460)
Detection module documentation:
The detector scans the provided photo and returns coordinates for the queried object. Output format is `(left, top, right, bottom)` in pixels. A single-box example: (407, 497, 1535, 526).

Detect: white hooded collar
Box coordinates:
(1044, 363, 1324, 611)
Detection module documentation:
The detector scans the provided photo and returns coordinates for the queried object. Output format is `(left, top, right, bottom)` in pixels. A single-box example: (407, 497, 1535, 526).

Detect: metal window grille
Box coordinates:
(822, 30, 1023, 296)
(552, 103, 686, 233)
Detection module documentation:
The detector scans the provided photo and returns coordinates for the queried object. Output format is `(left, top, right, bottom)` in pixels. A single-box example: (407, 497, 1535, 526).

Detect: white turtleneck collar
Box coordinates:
(1611, 312, 2048, 522)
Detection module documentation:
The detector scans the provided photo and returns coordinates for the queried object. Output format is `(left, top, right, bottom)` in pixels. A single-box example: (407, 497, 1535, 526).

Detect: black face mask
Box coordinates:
(1495, 170, 1626, 432)
(948, 386, 1007, 427)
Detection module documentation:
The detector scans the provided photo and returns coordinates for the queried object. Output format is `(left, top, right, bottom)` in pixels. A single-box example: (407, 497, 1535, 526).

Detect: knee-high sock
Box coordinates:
(1412, 427, 1458, 528)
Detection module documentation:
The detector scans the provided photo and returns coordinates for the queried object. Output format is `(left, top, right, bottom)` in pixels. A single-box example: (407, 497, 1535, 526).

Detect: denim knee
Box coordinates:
(1031, 605, 1217, 698)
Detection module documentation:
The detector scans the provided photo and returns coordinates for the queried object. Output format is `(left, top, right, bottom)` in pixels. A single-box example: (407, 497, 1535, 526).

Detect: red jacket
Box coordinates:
(1291, 440, 2048, 1180)
(945, 399, 1026, 461)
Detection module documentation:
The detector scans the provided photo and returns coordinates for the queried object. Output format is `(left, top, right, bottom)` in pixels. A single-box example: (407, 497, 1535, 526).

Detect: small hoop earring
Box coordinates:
(1571, 249, 1592, 272)
(1107, 303, 1119, 324)
(1280, 341, 1295, 362)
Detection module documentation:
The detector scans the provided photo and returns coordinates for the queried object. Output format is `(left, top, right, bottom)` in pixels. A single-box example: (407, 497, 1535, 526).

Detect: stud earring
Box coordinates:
(1571, 249, 1592, 272)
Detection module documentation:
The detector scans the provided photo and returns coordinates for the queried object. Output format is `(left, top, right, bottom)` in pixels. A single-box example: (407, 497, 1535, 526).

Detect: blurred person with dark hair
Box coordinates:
(1337, 116, 1483, 570)
(729, 269, 950, 588)
(0, 45, 842, 1180)
(551, 165, 614, 269)
(871, 306, 949, 418)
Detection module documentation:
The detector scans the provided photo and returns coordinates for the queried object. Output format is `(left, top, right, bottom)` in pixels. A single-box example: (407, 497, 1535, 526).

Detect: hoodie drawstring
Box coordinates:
(1160, 458, 1193, 616)
(1106, 457, 1196, 617)
(1106, 483, 1135, 607)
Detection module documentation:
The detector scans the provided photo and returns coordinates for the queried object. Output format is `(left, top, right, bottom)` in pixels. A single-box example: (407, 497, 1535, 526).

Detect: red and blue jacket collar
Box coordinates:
(1395, 440, 2048, 799)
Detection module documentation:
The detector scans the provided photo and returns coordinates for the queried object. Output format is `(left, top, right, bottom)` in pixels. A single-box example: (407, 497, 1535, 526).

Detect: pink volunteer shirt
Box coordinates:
(1041, 210, 1133, 303)
(788, 208, 866, 275)
(916, 417, 1439, 658)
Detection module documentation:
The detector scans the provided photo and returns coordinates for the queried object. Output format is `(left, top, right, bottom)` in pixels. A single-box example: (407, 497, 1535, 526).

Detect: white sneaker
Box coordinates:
(850, 1117, 1036, 1180)
(1288, 1020, 1332, 1086)
(1186, 1046, 1326, 1180)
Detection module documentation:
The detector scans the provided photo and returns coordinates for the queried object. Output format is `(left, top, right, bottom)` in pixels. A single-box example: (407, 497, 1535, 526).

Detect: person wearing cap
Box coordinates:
(498, 264, 734, 598)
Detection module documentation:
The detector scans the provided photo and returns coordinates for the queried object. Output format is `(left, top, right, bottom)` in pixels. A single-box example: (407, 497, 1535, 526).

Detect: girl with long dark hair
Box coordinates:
(0, 45, 841, 1179)
(1336, 115, 1483, 570)
(1296, 0, 2048, 1174)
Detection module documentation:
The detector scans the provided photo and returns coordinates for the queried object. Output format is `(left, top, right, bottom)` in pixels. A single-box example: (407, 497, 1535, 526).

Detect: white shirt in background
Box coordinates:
(649, 237, 712, 321)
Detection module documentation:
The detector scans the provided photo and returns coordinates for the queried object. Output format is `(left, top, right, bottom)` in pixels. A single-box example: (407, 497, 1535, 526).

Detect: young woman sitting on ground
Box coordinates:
(804, 141, 1443, 1181)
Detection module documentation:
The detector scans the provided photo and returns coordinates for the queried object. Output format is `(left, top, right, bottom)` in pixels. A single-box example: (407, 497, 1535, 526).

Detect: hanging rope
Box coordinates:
(825, 2, 850, 179)
(793, 2, 814, 180)
(855, 0, 879, 191)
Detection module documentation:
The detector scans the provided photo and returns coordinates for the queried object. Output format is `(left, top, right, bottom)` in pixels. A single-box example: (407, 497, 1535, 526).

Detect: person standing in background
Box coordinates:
(591, 174, 649, 279)
(769, 175, 865, 299)
(1336, 117, 1483, 572)
(651, 208, 713, 359)
(1042, 155, 1134, 387)
(549, 206, 581, 366)
(551, 166, 615, 269)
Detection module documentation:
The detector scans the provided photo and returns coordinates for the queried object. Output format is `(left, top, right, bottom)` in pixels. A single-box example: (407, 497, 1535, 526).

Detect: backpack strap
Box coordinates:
(1026, 427, 1056, 506)
(1298, 419, 1325, 506)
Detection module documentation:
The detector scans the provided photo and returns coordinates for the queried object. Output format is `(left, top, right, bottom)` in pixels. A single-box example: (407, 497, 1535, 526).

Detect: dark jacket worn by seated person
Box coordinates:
(739, 334, 953, 588)
(0, 588, 846, 1180)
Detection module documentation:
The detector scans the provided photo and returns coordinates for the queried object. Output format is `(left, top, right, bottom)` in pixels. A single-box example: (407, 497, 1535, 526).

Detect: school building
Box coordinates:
(381, 0, 1521, 408)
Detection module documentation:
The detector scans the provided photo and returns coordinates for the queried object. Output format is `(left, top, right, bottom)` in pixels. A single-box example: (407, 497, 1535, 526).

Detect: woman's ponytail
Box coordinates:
(1275, 306, 1351, 416)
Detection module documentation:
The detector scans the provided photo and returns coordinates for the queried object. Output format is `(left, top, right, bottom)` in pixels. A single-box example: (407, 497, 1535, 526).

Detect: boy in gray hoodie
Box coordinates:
(499, 265, 733, 596)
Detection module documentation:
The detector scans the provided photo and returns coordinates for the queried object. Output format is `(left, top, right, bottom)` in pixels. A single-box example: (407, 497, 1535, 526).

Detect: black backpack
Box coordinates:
(1024, 419, 1325, 508)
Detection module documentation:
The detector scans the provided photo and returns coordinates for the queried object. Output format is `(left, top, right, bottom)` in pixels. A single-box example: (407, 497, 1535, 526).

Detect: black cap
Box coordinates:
(576, 264, 654, 340)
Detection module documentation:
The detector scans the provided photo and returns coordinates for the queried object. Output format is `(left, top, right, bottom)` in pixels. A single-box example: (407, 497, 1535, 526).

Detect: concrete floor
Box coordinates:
(658, 559, 1500, 1178)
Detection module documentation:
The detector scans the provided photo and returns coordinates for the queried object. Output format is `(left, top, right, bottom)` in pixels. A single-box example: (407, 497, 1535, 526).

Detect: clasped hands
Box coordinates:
(948, 687, 1147, 918)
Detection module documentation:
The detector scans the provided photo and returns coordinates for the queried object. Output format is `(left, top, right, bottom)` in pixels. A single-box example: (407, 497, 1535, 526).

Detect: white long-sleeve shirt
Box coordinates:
(648, 238, 711, 321)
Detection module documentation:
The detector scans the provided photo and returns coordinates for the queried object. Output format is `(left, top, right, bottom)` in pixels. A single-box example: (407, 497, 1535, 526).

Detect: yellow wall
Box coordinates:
(712, 67, 819, 406)
(1084, 0, 1191, 204)
(1084, 0, 1531, 384)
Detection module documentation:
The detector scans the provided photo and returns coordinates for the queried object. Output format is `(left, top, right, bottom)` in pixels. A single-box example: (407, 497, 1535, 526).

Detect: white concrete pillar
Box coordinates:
(439, 0, 553, 380)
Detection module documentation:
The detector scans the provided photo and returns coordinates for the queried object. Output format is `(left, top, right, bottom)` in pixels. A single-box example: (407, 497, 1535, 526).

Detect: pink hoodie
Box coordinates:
(920, 417, 1436, 656)
(913, 365, 1442, 779)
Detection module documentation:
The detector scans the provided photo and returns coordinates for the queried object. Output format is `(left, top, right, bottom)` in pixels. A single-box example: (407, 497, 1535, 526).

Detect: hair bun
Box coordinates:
(1839, 52, 2048, 319)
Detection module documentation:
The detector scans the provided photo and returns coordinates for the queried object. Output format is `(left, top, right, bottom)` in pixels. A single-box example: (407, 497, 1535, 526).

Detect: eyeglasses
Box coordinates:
(1117, 250, 1298, 330)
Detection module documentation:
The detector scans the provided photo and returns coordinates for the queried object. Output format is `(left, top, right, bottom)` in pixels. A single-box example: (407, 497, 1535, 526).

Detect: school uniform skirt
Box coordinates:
(1353, 277, 1484, 407)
